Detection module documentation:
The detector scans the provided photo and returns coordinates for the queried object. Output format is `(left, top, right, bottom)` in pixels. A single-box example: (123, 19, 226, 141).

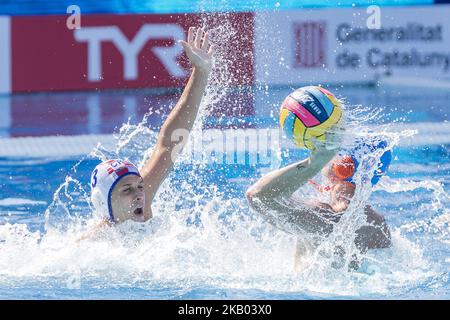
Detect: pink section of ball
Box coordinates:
(282, 96, 320, 127)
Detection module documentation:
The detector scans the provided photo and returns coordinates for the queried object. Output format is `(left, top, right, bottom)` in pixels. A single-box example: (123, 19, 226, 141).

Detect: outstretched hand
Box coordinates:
(179, 27, 215, 74)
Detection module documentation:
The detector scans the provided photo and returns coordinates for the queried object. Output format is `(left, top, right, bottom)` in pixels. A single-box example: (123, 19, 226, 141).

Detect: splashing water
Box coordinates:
(1, 13, 450, 299)
(2, 98, 447, 299)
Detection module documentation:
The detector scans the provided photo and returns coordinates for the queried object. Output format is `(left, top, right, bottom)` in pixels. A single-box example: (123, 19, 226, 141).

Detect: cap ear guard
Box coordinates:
(90, 186, 111, 220)
(370, 147, 392, 185)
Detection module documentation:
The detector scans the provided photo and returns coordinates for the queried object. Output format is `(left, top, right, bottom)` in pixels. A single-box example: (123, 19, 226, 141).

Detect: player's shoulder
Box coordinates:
(364, 205, 386, 224)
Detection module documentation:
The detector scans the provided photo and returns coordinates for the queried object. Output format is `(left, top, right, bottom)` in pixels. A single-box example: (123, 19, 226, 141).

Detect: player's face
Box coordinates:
(110, 175, 148, 223)
(322, 158, 355, 207)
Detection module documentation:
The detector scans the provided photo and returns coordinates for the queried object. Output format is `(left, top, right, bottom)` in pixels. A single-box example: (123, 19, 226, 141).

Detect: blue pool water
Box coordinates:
(0, 83, 449, 299)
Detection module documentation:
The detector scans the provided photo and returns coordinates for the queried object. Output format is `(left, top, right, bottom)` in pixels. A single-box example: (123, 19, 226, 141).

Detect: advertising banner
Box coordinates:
(9, 13, 253, 93)
(2, 6, 450, 93)
(255, 5, 450, 85)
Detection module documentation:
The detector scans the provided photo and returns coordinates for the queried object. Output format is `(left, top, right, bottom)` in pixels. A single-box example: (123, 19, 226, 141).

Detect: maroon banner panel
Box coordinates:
(11, 13, 254, 93)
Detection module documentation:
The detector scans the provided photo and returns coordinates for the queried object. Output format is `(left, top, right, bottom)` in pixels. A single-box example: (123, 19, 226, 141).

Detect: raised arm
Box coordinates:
(245, 137, 342, 235)
(246, 146, 338, 208)
(141, 27, 214, 208)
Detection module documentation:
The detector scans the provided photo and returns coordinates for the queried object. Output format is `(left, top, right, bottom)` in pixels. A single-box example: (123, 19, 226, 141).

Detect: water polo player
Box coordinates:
(246, 90, 392, 256)
(246, 139, 393, 266)
(89, 27, 214, 225)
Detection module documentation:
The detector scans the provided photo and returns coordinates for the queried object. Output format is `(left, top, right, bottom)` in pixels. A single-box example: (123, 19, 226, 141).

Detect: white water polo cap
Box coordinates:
(90, 159, 141, 221)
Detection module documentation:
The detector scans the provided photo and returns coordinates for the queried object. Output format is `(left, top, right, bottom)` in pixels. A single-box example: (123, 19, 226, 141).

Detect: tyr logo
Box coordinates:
(74, 24, 187, 82)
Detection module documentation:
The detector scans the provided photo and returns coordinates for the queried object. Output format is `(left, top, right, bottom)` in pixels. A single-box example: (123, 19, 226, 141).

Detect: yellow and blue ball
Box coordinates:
(279, 86, 342, 150)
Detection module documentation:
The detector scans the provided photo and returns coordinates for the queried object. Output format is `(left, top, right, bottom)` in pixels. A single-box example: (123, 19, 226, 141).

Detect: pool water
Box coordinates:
(0, 82, 449, 299)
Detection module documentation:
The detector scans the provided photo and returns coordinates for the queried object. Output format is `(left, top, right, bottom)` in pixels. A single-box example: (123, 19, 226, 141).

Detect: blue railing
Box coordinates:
(0, 0, 439, 16)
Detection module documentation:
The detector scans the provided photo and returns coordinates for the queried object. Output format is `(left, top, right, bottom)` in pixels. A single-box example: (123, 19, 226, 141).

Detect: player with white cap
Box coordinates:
(89, 26, 214, 225)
